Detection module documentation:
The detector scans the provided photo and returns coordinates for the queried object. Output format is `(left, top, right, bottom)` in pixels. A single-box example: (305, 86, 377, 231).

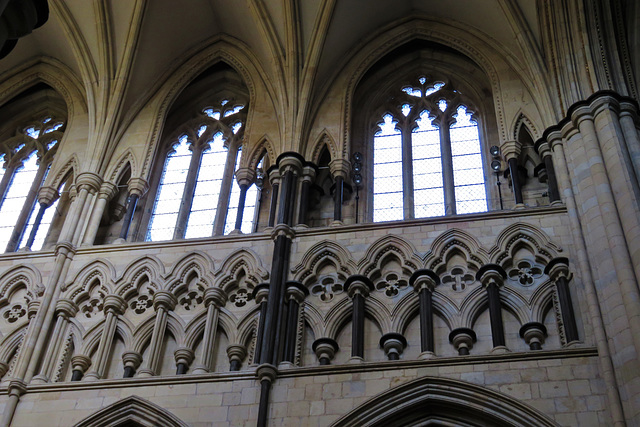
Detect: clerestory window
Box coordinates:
(0, 116, 65, 252)
(146, 100, 260, 242)
(370, 76, 488, 222)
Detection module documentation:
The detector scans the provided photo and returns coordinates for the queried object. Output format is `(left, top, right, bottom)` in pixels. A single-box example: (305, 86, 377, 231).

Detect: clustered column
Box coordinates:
(192, 287, 227, 374)
(409, 269, 439, 358)
(534, 140, 561, 204)
(22, 186, 58, 251)
(282, 281, 308, 364)
(329, 159, 350, 224)
(81, 182, 118, 246)
(117, 178, 148, 242)
(233, 168, 256, 232)
(344, 275, 374, 361)
(297, 163, 317, 227)
(476, 264, 508, 352)
(137, 291, 177, 377)
(266, 166, 280, 228)
(83, 295, 126, 380)
(545, 257, 580, 345)
(500, 140, 524, 207)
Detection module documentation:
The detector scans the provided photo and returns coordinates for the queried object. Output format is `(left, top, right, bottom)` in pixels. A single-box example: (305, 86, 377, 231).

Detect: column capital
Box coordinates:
(76, 172, 103, 193)
(38, 186, 59, 206)
(570, 105, 595, 127)
(103, 294, 127, 315)
(544, 257, 571, 282)
(329, 158, 350, 179)
(127, 177, 149, 197)
(71, 354, 92, 372)
(226, 344, 247, 363)
(519, 322, 547, 350)
(174, 347, 195, 365)
(448, 327, 477, 355)
(312, 338, 339, 364)
(235, 167, 255, 187)
(276, 152, 304, 175)
(302, 163, 318, 182)
(153, 291, 177, 311)
(476, 264, 507, 288)
(409, 269, 440, 293)
(55, 298, 78, 318)
(286, 281, 309, 303)
(267, 166, 280, 185)
(499, 140, 521, 161)
(98, 182, 118, 200)
(379, 332, 407, 360)
(27, 300, 40, 319)
(8, 379, 28, 397)
(536, 140, 552, 159)
(203, 287, 227, 308)
(252, 283, 270, 304)
(122, 351, 143, 368)
(270, 223, 296, 241)
(256, 363, 278, 383)
(344, 275, 374, 298)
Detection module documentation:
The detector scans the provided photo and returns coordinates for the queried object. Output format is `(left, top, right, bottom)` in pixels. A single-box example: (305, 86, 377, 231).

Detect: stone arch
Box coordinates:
(512, 111, 540, 141)
(245, 135, 275, 170)
(106, 148, 138, 183)
(64, 259, 116, 303)
(139, 36, 274, 177)
(116, 255, 165, 299)
(0, 264, 43, 305)
(425, 228, 488, 276)
(392, 291, 457, 334)
(489, 223, 562, 269)
(332, 375, 558, 427)
(307, 130, 339, 165)
(0, 327, 26, 366)
(213, 248, 269, 294)
(302, 303, 325, 340)
(132, 316, 157, 355)
(164, 251, 215, 294)
(74, 395, 189, 427)
(47, 154, 78, 193)
(292, 240, 356, 288)
(216, 309, 238, 344)
(530, 281, 557, 324)
(165, 312, 187, 348)
(183, 309, 208, 351)
(357, 235, 422, 280)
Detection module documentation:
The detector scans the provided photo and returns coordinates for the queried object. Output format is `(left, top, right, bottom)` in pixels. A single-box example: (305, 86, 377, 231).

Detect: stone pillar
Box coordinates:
(476, 264, 508, 352)
(83, 295, 126, 380)
(122, 351, 142, 378)
(31, 299, 77, 383)
(409, 269, 439, 358)
(449, 328, 477, 355)
(233, 168, 255, 232)
(330, 159, 350, 224)
(192, 287, 227, 374)
(174, 348, 195, 375)
(439, 118, 456, 215)
(174, 144, 205, 239)
(519, 322, 547, 350)
(312, 338, 339, 365)
(535, 140, 562, 204)
(297, 163, 317, 227)
(70, 173, 103, 246)
(118, 177, 148, 242)
(619, 101, 640, 185)
(344, 275, 374, 361)
(70, 354, 92, 381)
(267, 166, 280, 228)
(500, 141, 523, 207)
(227, 345, 247, 371)
(282, 281, 308, 364)
(137, 291, 177, 377)
(22, 186, 59, 251)
(252, 284, 269, 365)
(545, 257, 580, 345)
(379, 333, 407, 361)
(81, 182, 118, 246)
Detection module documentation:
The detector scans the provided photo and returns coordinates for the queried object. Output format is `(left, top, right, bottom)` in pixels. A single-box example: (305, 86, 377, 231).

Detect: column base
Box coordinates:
(30, 375, 49, 384)
(348, 356, 364, 364)
(228, 229, 242, 235)
(82, 372, 101, 381)
(277, 361, 294, 369)
(564, 340, 582, 348)
(418, 351, 436, 360)
(191, 366, 209, 375)
(550, 200, 563, 207)
(294, 224, 309, 230)
(136, 369, 154, 377)
(490, 345, 510, 354)
(112, 238, 126, 244)
(513, 203, 526, 210)
(330, 220, 344, 227)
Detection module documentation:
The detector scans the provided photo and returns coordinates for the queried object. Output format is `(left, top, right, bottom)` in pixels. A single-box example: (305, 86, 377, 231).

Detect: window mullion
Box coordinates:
(6, 159, 48, 252)
(401, 123, 414, 219)
(213, 141, 239, 236)
(439, 118, 457, 215)
(173, 143, 204, 240)
(0, 165, 17, 211)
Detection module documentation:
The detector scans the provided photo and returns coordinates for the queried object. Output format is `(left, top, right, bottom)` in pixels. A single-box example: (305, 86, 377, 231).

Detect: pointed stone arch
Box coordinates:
(425, 228, 488, 276)
(106, 148, 138, 183)
(292, 240, 356, 288)
(332, 376, 558, 427)
(357, 235, 423, 285)
(213, 248, 269, 294)
(308, 131, 339, 165)
(489, 222, 562, 269)
(64, 259, 116, 303)
(0, 264, 43, 306)
(74, 395, 189, 427)
(164, 251, 215, 294)
(116, 255, 166, 299)
(245, 135, 275, 170)
(48, 153, 78, 191)
(512, 111, 540, 141)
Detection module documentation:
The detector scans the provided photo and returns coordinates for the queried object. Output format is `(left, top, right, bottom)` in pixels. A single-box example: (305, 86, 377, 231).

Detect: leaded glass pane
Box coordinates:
(450, 106, 487, 214)
(146, 136, 192, 241)
(184, 132, 228, 239)
(412, 111, 444, 218)
(373, 114, 403, 222)
(224, 147, 242, 235)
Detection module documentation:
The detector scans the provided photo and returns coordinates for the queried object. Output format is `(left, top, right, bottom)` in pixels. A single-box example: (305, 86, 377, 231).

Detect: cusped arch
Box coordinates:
(164, 251, 215, 294)
(512, 111, 540, 141)
(332, 375, 558, 427)
(530, 281, 557, 324)
(357, 235, 422, 285)
(425, 228, 488, 276)
(292, 240, 357, 288)
(213, 248, 269, 294)
(106, 149, 137, 183)
(489, 223, 562, 269)
(0, 264, 43, 305)
(245, 136, 275, 170)
(64, 259, 116, 303)
(47, 154, 77, 192)
(0, 326, 26, 364)
(308, 131, 339, 166)
(116, 255, 166, 299)
(74, 395, 189, 427)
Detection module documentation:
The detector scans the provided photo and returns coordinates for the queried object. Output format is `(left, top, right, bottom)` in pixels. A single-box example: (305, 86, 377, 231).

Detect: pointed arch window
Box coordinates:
(146, 100, 260, 242)
(370, 77, 488, 222)
(0, 116, 64, 252)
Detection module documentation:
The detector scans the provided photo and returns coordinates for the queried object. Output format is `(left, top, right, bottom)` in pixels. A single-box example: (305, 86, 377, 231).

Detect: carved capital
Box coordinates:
(268, 166, 280, 186)
(75, 172, 103, 193)
(329, 158, 350, 178)
(55, 298, 78, 318)
(344, 275, 374, 298)
(312, 338, 339, 364)
(174, 347, 195, 365)
(122, 351, 143, 369)
(127, 177, 149, 197)
(286, 281, 308, 303)
(227, 344, 247, 363)
(570, 105, 595, 128)
(277, 152, 304, 175)
(270, 223, 295, 241)
(8, 379, 28, 397)
(544, 257, 571, 282)
(379, 333, 407, 360)
(38, 186, 59, 206)
(27, 300, 40, 318)
(103, 294, 127, 315)
(519, 322, 547, 350)
(256, 363, 278, 383)
(153, 291, 177, 311)
(476, 264, 506, 289)
(98, 182, 118, 200)
(302, 163, 318, 182)
(203, 287, 227, 308)
(500, 140, 521, 161)
(235, 167, 255, 187)
(252, 283, 270, 304)
(71, 354, 92, 372)
(448, 328, 477, 355)
(409, 269, 439, 293)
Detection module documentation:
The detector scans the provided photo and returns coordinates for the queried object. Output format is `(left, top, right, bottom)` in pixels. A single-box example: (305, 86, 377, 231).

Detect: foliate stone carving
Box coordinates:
(3, 303, 26, 323)
(507, 260, 544, 287)
(441, 266, 475, 292)
(311, 275, 343, 302)
(375, 272, 408, 297)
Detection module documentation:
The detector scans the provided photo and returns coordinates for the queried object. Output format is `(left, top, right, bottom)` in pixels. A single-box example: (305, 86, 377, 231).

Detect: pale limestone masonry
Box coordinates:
(0, 1, 638, 426)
